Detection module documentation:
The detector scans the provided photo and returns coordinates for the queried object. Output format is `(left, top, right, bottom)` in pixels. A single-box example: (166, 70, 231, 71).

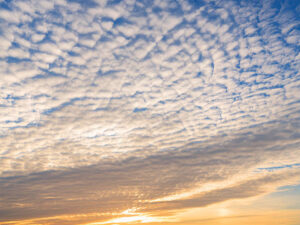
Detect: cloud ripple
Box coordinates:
(0, 0, 299, 223)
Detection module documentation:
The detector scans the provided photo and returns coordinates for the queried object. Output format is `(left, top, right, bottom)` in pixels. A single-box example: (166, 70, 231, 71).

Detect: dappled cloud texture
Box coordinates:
(0, 0, 300, 224)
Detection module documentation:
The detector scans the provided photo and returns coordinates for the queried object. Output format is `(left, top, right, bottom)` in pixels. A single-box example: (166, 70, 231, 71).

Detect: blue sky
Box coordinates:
(0, 0, 299, 224)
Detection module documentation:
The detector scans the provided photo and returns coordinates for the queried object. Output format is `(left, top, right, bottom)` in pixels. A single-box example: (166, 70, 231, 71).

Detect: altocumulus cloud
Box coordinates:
(0, 0, 299, 224)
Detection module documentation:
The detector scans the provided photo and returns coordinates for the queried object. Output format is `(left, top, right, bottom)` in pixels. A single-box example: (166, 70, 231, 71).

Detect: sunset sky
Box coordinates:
(0, 0, 300, 224)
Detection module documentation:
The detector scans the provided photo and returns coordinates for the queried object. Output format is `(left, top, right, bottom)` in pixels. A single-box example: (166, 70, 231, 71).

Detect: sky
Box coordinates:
(0, 0, 299, 224)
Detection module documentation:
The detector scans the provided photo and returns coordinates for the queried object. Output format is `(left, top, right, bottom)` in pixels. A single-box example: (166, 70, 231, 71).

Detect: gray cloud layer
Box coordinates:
(1, 119, 300, 222)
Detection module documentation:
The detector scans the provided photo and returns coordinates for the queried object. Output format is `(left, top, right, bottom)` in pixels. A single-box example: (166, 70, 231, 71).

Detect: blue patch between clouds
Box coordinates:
(258, 163, 300, 172)
(188, 0, 205, 9)
(0, 0, 12, 10)
(67, 0, 98, 8)
(133, 107, 148, 113)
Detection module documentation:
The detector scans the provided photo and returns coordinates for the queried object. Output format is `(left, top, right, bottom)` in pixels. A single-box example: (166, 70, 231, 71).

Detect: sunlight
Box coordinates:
(102, 215, 158, 223)
(87, 208, 163, 225)
(88, 215, 160, 225)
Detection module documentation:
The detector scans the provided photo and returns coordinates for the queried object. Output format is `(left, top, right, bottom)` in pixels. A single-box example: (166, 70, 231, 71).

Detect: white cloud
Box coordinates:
(0, 0, 299, 222)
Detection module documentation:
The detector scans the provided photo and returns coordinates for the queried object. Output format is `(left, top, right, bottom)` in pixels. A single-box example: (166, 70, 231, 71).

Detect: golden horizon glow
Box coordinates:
(89, 216, 160, 224)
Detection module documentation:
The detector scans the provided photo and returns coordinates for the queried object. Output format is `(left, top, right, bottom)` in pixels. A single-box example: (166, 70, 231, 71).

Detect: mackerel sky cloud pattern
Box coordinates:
(0, 0, 300, 224)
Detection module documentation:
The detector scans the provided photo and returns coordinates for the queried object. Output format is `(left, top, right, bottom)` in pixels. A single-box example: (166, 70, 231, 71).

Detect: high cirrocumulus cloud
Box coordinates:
(0, 0, 299, 224)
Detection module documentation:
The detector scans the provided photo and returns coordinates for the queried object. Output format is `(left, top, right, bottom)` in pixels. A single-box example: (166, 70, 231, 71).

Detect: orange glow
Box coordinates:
(89, 215, 159, 224)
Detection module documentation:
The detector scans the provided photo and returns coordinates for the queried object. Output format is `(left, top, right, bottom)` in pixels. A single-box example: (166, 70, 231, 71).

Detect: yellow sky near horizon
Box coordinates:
(2, 208, 299, 225)
(2, 188, 300, 225)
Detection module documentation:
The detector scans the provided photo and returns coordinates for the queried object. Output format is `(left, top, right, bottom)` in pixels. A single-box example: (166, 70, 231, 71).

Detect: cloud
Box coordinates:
(145, 169, 300, 212)
(0, 121, 300, 222)
(0, 0, 299, 223)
